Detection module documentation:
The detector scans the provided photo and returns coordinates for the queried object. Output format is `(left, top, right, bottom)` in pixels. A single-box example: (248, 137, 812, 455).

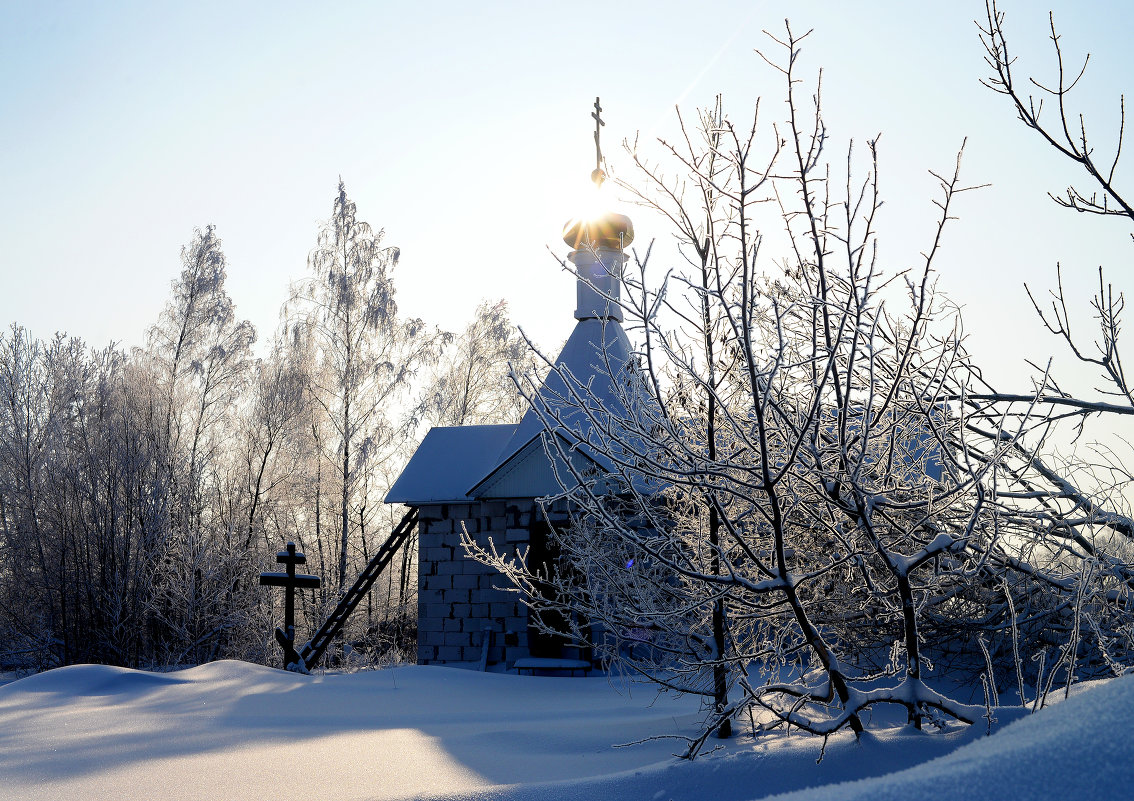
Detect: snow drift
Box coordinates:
(1, 661, 1130, 801)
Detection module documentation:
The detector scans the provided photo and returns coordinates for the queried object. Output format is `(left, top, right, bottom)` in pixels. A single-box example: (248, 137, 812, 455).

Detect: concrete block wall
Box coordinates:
(416, 500, 540, 667)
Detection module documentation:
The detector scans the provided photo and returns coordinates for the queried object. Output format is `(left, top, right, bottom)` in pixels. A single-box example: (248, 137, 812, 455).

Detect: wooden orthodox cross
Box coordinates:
(259, 542, 321, 670)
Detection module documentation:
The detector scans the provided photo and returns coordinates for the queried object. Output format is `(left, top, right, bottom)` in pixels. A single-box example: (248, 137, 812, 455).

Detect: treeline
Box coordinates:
(0, 181, 532, 670)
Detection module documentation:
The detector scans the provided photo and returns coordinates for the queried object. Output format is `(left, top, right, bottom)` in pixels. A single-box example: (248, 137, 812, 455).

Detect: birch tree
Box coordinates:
(138, 226, 257, 663)
(145, 226, 254, 545)
(287, 181, 446, 593)
(419, 299, 538, 428)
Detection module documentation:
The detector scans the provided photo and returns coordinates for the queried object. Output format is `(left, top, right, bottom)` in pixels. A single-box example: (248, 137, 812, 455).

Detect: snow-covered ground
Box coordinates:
(1, 661, 1130, 801)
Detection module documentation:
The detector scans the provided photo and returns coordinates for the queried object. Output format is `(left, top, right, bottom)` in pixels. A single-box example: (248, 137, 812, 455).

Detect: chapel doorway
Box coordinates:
(526, 519, 580, 659)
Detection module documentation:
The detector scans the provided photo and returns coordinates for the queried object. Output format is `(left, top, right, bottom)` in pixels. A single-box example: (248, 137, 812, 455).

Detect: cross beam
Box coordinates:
(259, 542, 321, 670)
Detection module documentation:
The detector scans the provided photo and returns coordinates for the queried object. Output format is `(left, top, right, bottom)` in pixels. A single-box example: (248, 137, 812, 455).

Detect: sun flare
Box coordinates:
(565, 179, 610, 223)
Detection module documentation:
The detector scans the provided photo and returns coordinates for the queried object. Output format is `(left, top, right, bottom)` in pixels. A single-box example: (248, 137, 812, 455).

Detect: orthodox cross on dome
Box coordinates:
(591, 96, 606, 188)
(562, 96, 634, 257)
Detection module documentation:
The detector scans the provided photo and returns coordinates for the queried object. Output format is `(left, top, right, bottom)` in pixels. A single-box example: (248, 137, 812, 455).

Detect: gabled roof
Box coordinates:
(384, 424, 517, 504)
(470, 432, 601, 500)
(386, 316, 659, 507)
(467, 317, 654, 499)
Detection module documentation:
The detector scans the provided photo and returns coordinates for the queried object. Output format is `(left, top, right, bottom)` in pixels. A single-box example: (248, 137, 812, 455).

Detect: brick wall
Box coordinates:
(416, 500, 539, 667)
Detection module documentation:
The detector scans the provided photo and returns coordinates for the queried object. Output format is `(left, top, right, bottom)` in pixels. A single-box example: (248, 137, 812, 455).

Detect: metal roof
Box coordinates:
(383, 424, 517, 504)
(387, 317, 659, 505)
(467, 318, 644, 494)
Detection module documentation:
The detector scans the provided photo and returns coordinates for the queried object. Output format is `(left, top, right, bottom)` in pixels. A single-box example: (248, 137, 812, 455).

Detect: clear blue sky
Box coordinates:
(2, 0, 1131, 392)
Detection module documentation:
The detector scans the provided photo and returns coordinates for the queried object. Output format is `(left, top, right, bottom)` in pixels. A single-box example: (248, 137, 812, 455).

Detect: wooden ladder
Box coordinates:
(297, 508, 418, 671)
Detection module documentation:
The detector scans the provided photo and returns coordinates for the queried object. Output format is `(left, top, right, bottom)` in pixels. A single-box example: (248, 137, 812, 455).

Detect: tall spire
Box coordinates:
(461, 99, 652, 499)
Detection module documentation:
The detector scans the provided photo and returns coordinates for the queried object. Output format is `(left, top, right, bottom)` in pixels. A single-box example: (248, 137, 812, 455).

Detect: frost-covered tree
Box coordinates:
(0, 328, 191, 668)
(419, 299, 539, 428)
(145, 225, 255, 542)
(285, 181, 446, 595)
(0, 327, 80, 666)
(236, 345, 309, 551)
(468, 23, 1134, 756)
(0, 194, 462, 668)
(981, 1, 1133, 414)
(966, 0, 1134, 704)
(140, 226, 259, 664)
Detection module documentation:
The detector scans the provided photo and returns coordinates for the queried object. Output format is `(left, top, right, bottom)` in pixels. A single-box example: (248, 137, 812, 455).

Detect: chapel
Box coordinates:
(385, 149, 639, 670)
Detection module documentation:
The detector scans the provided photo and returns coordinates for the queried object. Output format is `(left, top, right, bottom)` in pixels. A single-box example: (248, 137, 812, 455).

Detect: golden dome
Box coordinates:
(562, 212, 634, 251)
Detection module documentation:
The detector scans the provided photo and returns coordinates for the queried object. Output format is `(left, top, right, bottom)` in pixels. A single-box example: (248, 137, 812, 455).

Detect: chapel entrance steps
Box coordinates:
(297, 508, 418, 671)
(512, 642, 593, 677)
(513, 617, 595, 676)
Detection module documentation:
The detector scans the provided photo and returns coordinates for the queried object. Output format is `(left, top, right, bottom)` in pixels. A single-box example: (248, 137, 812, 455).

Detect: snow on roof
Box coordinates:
(386, 316, 658, 506)
(470, 432, 602, 500)
(467, 317, 656, 499)
(384, 424, 517, 504)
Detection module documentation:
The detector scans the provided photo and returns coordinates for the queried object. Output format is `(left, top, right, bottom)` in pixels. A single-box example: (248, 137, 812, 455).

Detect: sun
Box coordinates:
(565, 177, 610, 224)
